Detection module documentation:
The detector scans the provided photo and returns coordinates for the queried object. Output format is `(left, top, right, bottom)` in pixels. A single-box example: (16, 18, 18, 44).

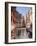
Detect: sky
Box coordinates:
(16, 7, 32, 16)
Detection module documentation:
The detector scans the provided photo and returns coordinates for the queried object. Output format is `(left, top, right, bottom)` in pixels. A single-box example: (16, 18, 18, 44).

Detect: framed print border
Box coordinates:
(5, 2, 36, 44)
